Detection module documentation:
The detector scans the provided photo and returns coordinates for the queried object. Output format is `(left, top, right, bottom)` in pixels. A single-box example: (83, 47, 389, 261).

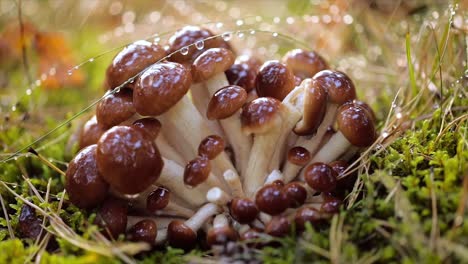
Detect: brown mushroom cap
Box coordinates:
(283, 182, 307, 208)
(132, 117, 162, 140)
(329, 160, 348, 176)
(304, 162, 338, 192)
(183, 156, 211, 187)
(320, 195, 342, 214)
(294, 207, 322, 231)
(127, 219, 157, 244)
(336, 103, 376, 147)
(134, 62, 192, 116)
(96, 198, 128, 239)
(282, 49, 329, 80)
(255, 184, 289, 215)
(167, 220, 197, 249)
(240, 228, 262, 241)
(287, 146, 311, 166)
(96, 88, 136, 129)
(255, 61, 295, 100)
(294, 79, 328, 135)
(146, 186, 170, 212)
(65, 145, 109, 209)
(235, 54, 262, 72)
(106, 40, 165, 90)
(19, 203, 43, 240)
(229, 198, 259, 224)
(198, 135, 225, 160)
(352, 100, 377, 124)
(225, 62, 256, 92)
(96, 126, 163, 194)
(79, 116, 106, 150)
(192, 48, 235, 82)
(313, 70, 356, 105)
(206, 226, 239, 246)
(265, 216, 290, 237)
(207, 85, 247, 120)
(241, 97, 282, 134)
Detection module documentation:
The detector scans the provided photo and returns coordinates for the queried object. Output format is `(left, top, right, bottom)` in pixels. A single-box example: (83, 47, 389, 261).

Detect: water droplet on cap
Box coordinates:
(195, 40, 204, 50)
(222, 32, 232, 41)
(180, 47, 189, 55)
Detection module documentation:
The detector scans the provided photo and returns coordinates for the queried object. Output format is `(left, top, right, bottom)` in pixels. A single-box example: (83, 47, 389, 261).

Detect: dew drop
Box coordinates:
(35, 80, 41, 86)
(26, 89, 32, 95)
(255, 16, 262, 22)
(396, 112, 402, 119)
(11, 106, 16, 111)
(195, 40, 204, 50)
(236, 19, 244, 26)
(180, 47, 189, 55)
(272, 32, 278, 37)
(73, 66, 79, 70)
(273, 17, 281, 24)
(249, 29, 256, 35)
(89, 58, 95, 62)
(236, 32, 244, 38)
(216, 22, 223, 28)
(67, 70, 73, 75)
(222, 32, 232, 41)
(154, 36, 161, 43)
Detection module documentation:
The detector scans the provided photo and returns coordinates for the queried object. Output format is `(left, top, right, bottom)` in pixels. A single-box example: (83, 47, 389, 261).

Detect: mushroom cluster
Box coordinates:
(66, 26, 377, 250)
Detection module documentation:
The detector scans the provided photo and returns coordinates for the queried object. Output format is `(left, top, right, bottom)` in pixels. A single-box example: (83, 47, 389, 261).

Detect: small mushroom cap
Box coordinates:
(79, 116, 106, 150)
(206, 226, 239, 246)
(255, 184, 289, 216)
(19, 204, 42, 240)
(329, 160, 348, 176)
(184, 156, 211, 187)
(287, 146, 311, 166)
(294, 207, 322, 231)
(146, 186, 170, 212)
(198, 135, 225, 160)
(132, 117, 162, 140)
(320, 195, 342, 214)
(192, 48, 235, 82)
(65, 145, 109, 209)
(134, 62, 192, 116)
(235, 54, 262, 72)
(168, 26, 231, 63)
(96, 88, 136, 129)
(106, 40, 165, 90)
(229, 198, 259, 224)
(255, 60, 295, 100)
(352, 100, 377, 124)
(337, 103, 376, 147)
(283, 182, 307, 208)
(96, 198, 128, 239)
(167, 220, 197, 249)
(282, 49, 329, 80)
(225, 62, 256, 92)
(304, 162, 337, 192)
(313, 70, 356, 105)
(207, 85, 247, 120)
(240, 228, 262, 241)
(241, 97, 282, 134)
(127, 219, 157, 244)
(96, 126, 163, 194)
(265, 216, 290, 237)
(294, 79, 328, 135)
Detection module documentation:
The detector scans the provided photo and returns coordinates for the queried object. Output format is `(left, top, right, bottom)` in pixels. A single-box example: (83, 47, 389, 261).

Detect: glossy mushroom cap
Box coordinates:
(283, 182, 307, 208)
(192, 48, 235, 82)
(287, 146, 311, 166)
(146, 186, 170, 212)
(241, 97, 282, 134)
(206, 226, 239, 246)
(235, 54, 262, 72)
(198, 135, 225, 160)
(304, 162, 338, 192)
(106, 40, 165, 90)
(184, 156, 211, 187)
(352, 100, 377, 124)
(282, 49, 329, 80)
(127, 219, 157, 244)
(96, 198, 128, 239)
(79, 116, 106, 150)
(225, 62, 256, 92)
(229, 198, 259, 224)
(96, 126, 163, 194)
(313, 70, 356, 105)
(294, 79, 328, 135)
(132, 117, 162, 140)
(96, 88, 135, 129)
(320, 195, 342, 214)
(265, 216, 290, 237)
(294, 207, 322, 231)
(255, 60, 295, 100)
(168, 26, 231, 63)
(167, 220, 197, 250)
(337, 103, 376, 147)
(207, 85, 247, 120)
(19, 203, 42, 239)
(134, 62, 192, 116)
(329, 160, 348, 176)
(255, 183, 289, 215)
(65, 145, 109, 209)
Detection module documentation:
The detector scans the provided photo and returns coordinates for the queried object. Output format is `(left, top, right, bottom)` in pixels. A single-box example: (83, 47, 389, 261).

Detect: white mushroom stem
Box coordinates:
(155, 135, 186, 166)
(223, 170, 245, 197)
(155, 229, 167, 245)
(207, 187, 231, 205)
(259, 212, 272, 224)
(213, 214, 229, 229)
(309, 131, 351, 164)
(185, 203, 221, 231)
(264, 170, 284, 185)
(339, 146, 359, 161)
(282, 163, 303, 183)
(251, 219, 265, 230)
(204, 72, 229, 96)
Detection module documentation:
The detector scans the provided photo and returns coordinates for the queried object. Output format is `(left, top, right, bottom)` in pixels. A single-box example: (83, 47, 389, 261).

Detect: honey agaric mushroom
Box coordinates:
(207, 85, 251, 176)
(293, 78, 328, 135)
(96, 126, 163, 194)
(78, 116, 106, 150)
(281, 49, 329, 80)
(96, 88, 136, 129)
(265, 216, 290, 237)
(206, 214, 238, 247)
(96, 198, 128, 239)
(255, 183, 289, 216)
(106, 40, 166, 90)
(304, 162, 338, 192)
(294, 207, 323, 232)
(229, 197, 259, 224)
(225, 62, 257, 92)
(167, 203, 221, 249)
(65, 144, 109, 209)
(283, 146, 311, 182)
(127, 219, 157, 244)
(283, 182, 307, 208)
(198, 135, 225, 160)
(255, 60, 295, 101)
(184, 156, 224, 189)
(144, 186, 194, 218)
(235, 54, 262, 73)
(320, 195, 342, 214)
